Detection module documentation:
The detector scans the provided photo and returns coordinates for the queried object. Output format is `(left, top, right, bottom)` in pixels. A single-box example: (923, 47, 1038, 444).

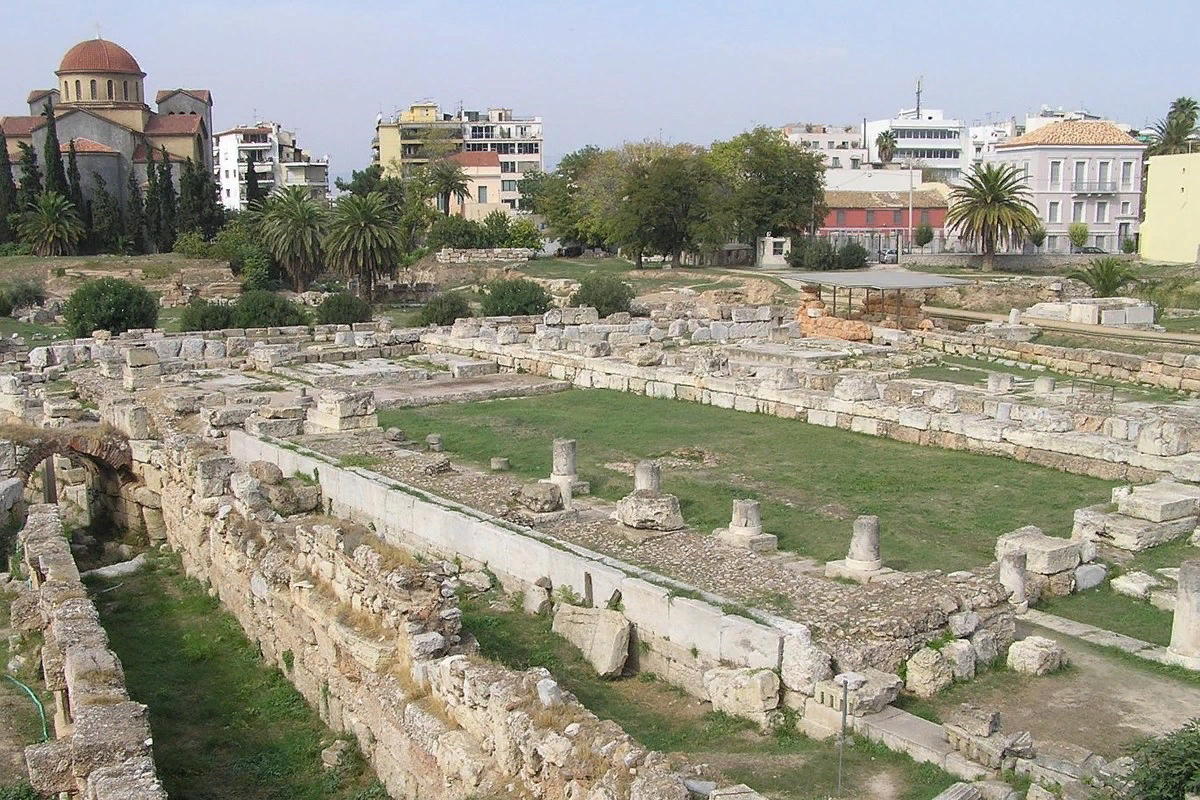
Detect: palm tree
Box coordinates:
(1148, 112, 1199, 156)
(427, 159, 470, 216)
(1069, 257, 1138, 298)
(875, 130, 898, 164)
(1170, 97, 1198, 128)
(945, 163, 1039, 272)
(18, 192, 85, 256)
(258, 186, 329, 292)
(323, 192, 404, 302)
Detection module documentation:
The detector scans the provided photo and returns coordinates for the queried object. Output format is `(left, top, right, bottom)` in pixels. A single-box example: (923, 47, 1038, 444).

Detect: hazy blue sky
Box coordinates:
(3, 0, 1188, 180)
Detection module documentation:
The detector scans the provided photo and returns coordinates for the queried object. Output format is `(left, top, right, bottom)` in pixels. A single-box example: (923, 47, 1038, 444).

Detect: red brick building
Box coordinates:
(819, 189, 950, 250)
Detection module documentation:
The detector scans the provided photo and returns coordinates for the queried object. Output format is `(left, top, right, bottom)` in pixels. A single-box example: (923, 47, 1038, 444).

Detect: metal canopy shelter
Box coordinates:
(800, 270, 970, 326)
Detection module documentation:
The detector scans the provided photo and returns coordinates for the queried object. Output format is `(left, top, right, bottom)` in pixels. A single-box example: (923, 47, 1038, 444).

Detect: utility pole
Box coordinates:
(915, 76, 923, 118)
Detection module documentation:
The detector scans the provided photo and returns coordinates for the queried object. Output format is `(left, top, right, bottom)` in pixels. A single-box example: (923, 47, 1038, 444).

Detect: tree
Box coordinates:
(616, 152, 718, 268)
(335, 163, 386, 196)
(15, 142, 42, 212)
(41, 101, 68, 197)
(62, 277, 158, 337)
(0, 130, 17, 242)
(66, 140, 84, 213)
(156, 147, 176, 252)
(427, 159, 469, 216)
(506, 217, 543, 250)
(1069, 257, 1137, 298)
(323, 192, 404, 301)
(945, 163, 1039, 271)
(123, 171, 145, 254)
(89, 173, 122, 253)
(569, 274, 634, 317)
(244, 150, 266, 206)
(1068, 222, 1090, 250)
(426, 214, 486, 250)
(175, 159, 202, 235)
(259, 185, 329, 291)
(17, 192, 85, 256)
(144, 147, 160, 249)
(875, 130, 898, 164)
(481, 209, 511, 247)
(914, 222, 934, 250)
(1028, 225, 1046, 250)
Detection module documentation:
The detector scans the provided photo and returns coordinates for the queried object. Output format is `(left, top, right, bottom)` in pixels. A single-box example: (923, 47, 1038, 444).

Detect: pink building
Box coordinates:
(987, 121, 1145, 253)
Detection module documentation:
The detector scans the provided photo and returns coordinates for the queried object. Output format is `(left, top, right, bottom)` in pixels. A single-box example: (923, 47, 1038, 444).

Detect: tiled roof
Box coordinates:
(0, 116, 43, 137)
(26, 89, 57, 104)
(145, 114, 203, 135)
(132, 143, 188, 163)
(155, 89, 213, 105)
(824, 189, 947, 209)
(998, 120, 1142, 148)
(450, 151, 501, 168)
(58, 38, 143, 75)
(61, 137, 118, 154)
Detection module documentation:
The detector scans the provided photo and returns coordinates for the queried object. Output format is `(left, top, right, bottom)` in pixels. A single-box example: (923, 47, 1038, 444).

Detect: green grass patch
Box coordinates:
(462, 594, 955, 799)
(1161, 315, 1200, 334)
(89, 553, 386, 800)
(1035, 331, 1200, 357)
(378, 390, 1114, 572)
(1039, 586, 1174, 647)
(0, 317, 66, 345)
(339, 454, 382, 469)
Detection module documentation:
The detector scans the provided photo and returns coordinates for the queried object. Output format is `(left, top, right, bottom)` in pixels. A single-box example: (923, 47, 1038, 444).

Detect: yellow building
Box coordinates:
(374, 102, 464, 175)
(446, 151, 506, 221)
(1140, 153, 1200, 264)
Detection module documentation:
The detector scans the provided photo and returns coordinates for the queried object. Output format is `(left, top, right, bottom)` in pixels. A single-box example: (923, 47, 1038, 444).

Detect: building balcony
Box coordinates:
(1072, 181, 1117, 193)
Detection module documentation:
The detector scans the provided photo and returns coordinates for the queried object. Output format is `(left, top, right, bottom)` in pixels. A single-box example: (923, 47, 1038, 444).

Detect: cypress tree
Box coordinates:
(15, 142, 42, 211)
(0, 131, 17, 242)
(124, 170, 145, 254)
(66, 140, 84, 210)
(176, 159, 199, 235)
(90, 172, 122, 253)
(157, 147, 176, 251)
(144, 146, 160, 250)
(41, 101, 68, 197)
(244, 150, 264, 207)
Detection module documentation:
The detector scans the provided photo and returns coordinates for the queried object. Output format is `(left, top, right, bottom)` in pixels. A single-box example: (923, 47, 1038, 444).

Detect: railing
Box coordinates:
(1071, 181, 1117, 192)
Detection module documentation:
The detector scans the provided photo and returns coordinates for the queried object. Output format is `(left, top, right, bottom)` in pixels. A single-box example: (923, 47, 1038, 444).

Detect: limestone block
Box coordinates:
(943, 639, 977, 680)
(814, 668, 902, 716)
(616, 491, 684, 531)
(1117, 480, 1200, 523)
(1073, 563, 1108, 592)
(1006, 636, 1066, 675)
(905, 647, 953, 697)
(719, 615, 783, 670)
(248, 460, 284, 485)
(630, 774, 690, 800)
(946, 703, 1000, 737)
(124, 347, 159, 367)
(995, 526, 1081, 575)
(316, 390, 376, 418)
(970, 629, 999, 666)
(70, 701, 154, 778)
(780, 636, 832, 696)
(1110, 571, 1160, 600)
(194, 454, 236, 498)
(931, 784, 983, 800)
(551, 605, 631, 677)
(518, 482, 563, 513)
(833, 375, 880, 401)
(24, 739, 74, 794)
(948, 611, 980, 637)
(703, 668, 779, 722)
(1136, 419, 1198, 457)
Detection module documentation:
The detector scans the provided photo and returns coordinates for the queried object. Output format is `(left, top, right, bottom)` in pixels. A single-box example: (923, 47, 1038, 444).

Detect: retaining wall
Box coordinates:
(902, 253, 1137, 271)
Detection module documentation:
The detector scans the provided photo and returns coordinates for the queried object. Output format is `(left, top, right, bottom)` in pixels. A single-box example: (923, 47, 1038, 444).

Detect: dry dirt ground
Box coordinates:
(930, 621, 1200, 758)
(1, 254, 238, 303)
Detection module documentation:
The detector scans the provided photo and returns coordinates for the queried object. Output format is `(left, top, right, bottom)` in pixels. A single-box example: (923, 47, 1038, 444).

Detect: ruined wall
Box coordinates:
(435, 247, 535, 264)
(9, 504, 167, 799)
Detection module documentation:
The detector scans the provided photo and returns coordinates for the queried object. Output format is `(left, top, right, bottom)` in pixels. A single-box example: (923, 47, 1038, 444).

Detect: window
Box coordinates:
(500, 161, 516, 173)
(107, 80, 113, 100)
(920, 210, 930, 225)
(1121, 161, 1134, 187)
(1049, 160, 1062, 187)
(1121, 201, 1131, 215)
(89, 79, 96, 99)
(850, 157, 861, 170)
(892, 210, 902, 225)
(772, 240, 785, 256)
(1119, 222, 1131, 241)
(1072, 201, 1085, 222)
(1095, 201, 1108, 223)
(1095, 235, 1106, 250)
(477, 186, 488, 204)
(1073, 160, 1087, 186)
(517, 142, 539, 154)
(1098, 161, 1110, 186)
(1047, 235, 1058, 252)
(224, 169, 229, 178)
(494, 142, 515, 154)
(518, 161, 538, 173)
(830, 157, 841, 168)
(866, 210, 875, 225)
(466, 142, 488, 152)
(501, 180, 518, 192)
(1022, 161, 1030, 179)
(836, 210, 846, 226)
(1048, 201, 1060, 223)
(123, 81, 129, 101)
(225, 189, 230, 197)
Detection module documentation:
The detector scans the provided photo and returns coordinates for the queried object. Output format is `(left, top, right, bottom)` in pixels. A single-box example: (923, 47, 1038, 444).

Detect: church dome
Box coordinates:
(58, 38, 144, 76)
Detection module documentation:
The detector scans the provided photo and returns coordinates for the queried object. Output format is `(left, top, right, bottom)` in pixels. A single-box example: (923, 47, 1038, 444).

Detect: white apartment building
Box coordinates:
(459, 108, 543, 209)
(782, 122, 869, 170)
(213, 121, 329, 211)
(985, 120, 1145, 253)
(865, 109, 970, 182)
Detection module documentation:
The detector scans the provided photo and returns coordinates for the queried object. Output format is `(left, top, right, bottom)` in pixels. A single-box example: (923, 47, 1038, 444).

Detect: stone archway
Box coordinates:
(11, 427, 133, 483)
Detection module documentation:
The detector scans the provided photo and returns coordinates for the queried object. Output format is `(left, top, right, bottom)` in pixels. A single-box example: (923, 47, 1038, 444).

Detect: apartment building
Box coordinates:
(864, 109, 970, 182)
(986, 120, 1145, 253)
(782, 122, 869, 170)
(374, 101, 543, 209)
(213, 121, 329, 211)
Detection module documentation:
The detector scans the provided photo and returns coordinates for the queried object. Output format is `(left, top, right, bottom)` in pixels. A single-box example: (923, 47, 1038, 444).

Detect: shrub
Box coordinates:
(172, 230, 213, 258)
(480, 278, 550, 316)
(914, 223, 934, 249)
(212, 216, 267, 274)
(0, 293, 12, 318)
(506, 217, 543, 250)
(0, 782, 41, 800)
(569, 274, 634, 317)
(0, 242, 33, 257)
(240, 250, 271, 292)
(1028, 225, 1047, 249)
(836, 242, 869, 270)
(788, 237, 836, 270)
(317, 292, 372, 325)
(1128, 718, 1200, 800)
(178, 299, 235, 332)
(231, 290, 309, 328)
(3, 279, 45, 309)
(417, 292, 470, 326)
(426, 215, 487, 251)
(63, 278, 158, 337)
(1122, 237, 1138, 254)
(1068, 222, 1090, 250)
(1068, 257, 1139, 298)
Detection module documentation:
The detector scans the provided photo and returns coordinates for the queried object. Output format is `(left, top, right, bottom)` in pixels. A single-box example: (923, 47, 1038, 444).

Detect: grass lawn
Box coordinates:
(463, 594, 956, 799)
(1161, 315, 1200, 334)
(90, 554, 386, 800)
(377, 390, 1114, 572)
(1034, 331, 1200, 357)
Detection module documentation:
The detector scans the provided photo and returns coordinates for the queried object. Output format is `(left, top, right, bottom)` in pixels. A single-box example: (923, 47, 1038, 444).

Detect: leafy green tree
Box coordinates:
(1128, 717, 1200, 799)
(175, 159, 202, 235)
(244, 150, 266, 207)
(569, 274, 634, 317)
(259, 186, 328, 291)
(417, 292, 470, 326)
(41, 102, 68, 197)
(17, 192, 85, 256)
(123, 170, 145, 254)
(481, 209, 511, 247)
(88, 173, 122, 253)
(231, 290, 309, 327)
(317, 292, 372, 324)
(945, 163, 1039, 271)
(156, 147, 176, 252)
(480, 278, 549, 316)
(427, 159, 470, 216)
(914, 222, 934, 250)
(837, 242, 869, 269)
(505, 217, 542, 250)
(15, 142, 42, 211)
(0, 130, 17, 242)
(1068, 257, 1138, 298)
(1028, 225, 1046, 249)
(1068, 222, 1090, 250)
(426, 214, 486, 250)
(323, 192, 404, 301)
(518, 147, 605, 245)
(617, 152, 717, 268)
(62, 277, 158, 337)
(787, 237, 836, 270)
(875, 130, 898, 164)
(335, 163, 386, 196)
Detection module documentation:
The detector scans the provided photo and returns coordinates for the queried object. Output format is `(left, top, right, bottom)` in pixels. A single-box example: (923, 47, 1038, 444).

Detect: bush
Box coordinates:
(417, 292, 471, 326)
(914, 223, 934, 249)
(3, 279, 45, 309)
(506, 217, 543, 250)
(480, 278, 550, 316)
(1068, 222, 1090, 250)
(0, 293, 12, 318)
(317, 292, 372, 325)
(1029, 225, 1047, 249)
(0, 242, 33, 257)
(426, 215, 487, 251)
(788, 237, 836, 270)
(0, 782, 41, 800)
(569, 274, 634, 317)
(63, 278, 158, 337)
(178, 299, 235, 332)
(1128, 718, 1200, 800)
(240, 251, 271, 292)
(836, 242, 869, 270)
(1122, 237, 1138, 254)
(231, 291, 309, 328)
(172, 230, 213, 259)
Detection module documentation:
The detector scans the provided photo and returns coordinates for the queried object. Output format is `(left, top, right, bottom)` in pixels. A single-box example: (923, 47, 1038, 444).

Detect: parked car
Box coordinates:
(1075, 246, 1107, 254)
(878, 249, 899, 264)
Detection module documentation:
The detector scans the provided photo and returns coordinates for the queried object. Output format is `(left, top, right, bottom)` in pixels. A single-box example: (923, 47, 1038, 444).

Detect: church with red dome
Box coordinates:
(1, 37, 213, 205)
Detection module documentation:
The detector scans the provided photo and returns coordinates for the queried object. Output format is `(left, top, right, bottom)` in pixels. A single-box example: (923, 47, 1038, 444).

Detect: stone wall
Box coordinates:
(9, 504, 167, 798)
(903, 253, 1138, 272)
(435, 247, 536, 264)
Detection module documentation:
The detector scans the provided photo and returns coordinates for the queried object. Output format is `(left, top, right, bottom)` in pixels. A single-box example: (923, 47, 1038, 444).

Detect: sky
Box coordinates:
(3, 0, 1191, 182)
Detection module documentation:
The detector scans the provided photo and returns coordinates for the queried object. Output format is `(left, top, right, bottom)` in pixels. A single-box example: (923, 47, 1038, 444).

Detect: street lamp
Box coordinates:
(834, 671, 867, 797)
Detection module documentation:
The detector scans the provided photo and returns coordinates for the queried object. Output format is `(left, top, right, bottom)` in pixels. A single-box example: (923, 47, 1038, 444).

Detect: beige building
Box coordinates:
(446, 151, 506, 221)
(1139, 152, 1200, 264)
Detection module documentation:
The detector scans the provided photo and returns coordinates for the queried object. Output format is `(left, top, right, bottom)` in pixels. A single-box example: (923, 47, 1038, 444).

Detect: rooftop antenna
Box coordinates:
(915, 76, 923, 117)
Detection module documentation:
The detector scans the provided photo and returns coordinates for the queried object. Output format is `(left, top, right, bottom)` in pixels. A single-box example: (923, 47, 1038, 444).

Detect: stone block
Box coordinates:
(124, 347, 160, 367)
(780, 635, 832, 696)
(551, 605, 631, 677)
(995, 526, 1081, 575)
(1073, 563, 1108, 592)
(1006, 636, 1066, 675)
(943, 639, 977, 680)
(702, 668, 779, 723)
(24, 739, 74, 794)
(905, 647, 953, 697)
(946, 703, 1000, 737)
(1117, 480, 1200, 522)
(616, 491, 684, 531)
(70, 701, 154, 779)
(719, 615, 783, 670)
(1110, 571, 1159, 600)
(518, 482, 562, 513)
